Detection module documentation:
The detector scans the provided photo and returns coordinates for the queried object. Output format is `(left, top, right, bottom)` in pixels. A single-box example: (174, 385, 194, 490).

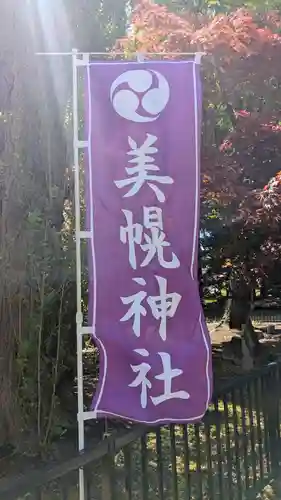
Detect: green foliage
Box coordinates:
(0, 0, 128, 448)
(156, 0, 281, 13)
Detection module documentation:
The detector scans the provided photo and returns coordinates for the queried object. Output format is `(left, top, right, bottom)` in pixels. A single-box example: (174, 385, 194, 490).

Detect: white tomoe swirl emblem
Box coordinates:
(110, 69, 170, 123)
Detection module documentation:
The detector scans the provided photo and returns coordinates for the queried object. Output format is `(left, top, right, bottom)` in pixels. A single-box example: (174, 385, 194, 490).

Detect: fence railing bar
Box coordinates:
(204, 421, 215, 500)
(247, 381, 258, 487)
(35, 489, 42, 500)
(101, 453, 116, 500)
(261, 375, 271, 474)
(170, 425, 179, 500)
(239, 386, 250, 490)
(276, 365, 281, 441)
(141, 435, 149, 500)
(124, 444, 133, 500)
(156, 429, 165, 500)
(61, 484, 70, 500)
(182, 425, 191, 500)
(212, 363, 278, 399)
(254, 377, 265, 482)
(223, 396, 234, 499)
(194, 424, 203, 500)
(214, 399, 224, 498)
(232, 388, 243, 500)
(0, 425, 147, 498)
(266, 367, 281, 472)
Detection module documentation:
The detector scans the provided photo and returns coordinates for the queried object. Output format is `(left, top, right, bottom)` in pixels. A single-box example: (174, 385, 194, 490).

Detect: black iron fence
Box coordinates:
(251, 312, 281, 324)
(1, 362, 281, 500)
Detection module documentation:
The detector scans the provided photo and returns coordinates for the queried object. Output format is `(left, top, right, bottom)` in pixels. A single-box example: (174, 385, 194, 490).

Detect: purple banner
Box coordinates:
(86, 61, 212, 424)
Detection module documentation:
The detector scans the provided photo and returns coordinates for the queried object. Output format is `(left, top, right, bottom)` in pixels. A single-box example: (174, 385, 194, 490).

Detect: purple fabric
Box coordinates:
(86, 61, 212, 424)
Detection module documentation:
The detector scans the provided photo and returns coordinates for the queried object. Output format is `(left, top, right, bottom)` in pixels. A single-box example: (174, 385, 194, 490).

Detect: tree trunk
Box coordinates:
(198, 248, 204, 304)
(228, 295, 251, 330)
(0, 1, 69, 445)
(223, 271, 259, 356)
(0, 299, 18, 444)
(0, 3, 23, 443)
(260, 278, 268, 301)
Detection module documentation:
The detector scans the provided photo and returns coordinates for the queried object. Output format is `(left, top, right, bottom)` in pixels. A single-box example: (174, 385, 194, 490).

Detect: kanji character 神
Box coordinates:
(129, 349, 190, 409)
(114, 134, 174, 203)
(120, 276, 181, 340)
(120, 207, 180, 270)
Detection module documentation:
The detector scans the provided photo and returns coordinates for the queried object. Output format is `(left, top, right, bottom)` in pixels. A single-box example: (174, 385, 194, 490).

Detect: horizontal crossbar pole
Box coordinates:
(0, 426, 147, 498)
(77, 231, 92, 239)
(36, 51, 205, 57)
(79, 327, 94, 335)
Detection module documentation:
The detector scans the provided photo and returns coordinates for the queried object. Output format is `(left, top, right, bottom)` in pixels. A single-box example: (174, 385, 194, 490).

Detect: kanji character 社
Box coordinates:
(129, 350, 190, 409)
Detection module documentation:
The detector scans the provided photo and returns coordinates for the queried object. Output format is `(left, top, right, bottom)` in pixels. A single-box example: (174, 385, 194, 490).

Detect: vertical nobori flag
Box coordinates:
(86, 61, 212, 424)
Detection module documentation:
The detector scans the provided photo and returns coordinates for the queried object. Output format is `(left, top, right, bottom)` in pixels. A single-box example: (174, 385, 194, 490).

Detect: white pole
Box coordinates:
(72, 48, 85, 500)
(36, 51, 205, 57)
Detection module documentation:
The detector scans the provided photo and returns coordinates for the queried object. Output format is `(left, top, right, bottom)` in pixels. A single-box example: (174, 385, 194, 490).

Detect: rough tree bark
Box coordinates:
(198, 248, 204, 303)
(224, 270, 259, 355)
(0, 0, 128, 447)
(260, 277, 268, 301)
(0, 1, 68, 445)
(0, 2, 23, 443)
